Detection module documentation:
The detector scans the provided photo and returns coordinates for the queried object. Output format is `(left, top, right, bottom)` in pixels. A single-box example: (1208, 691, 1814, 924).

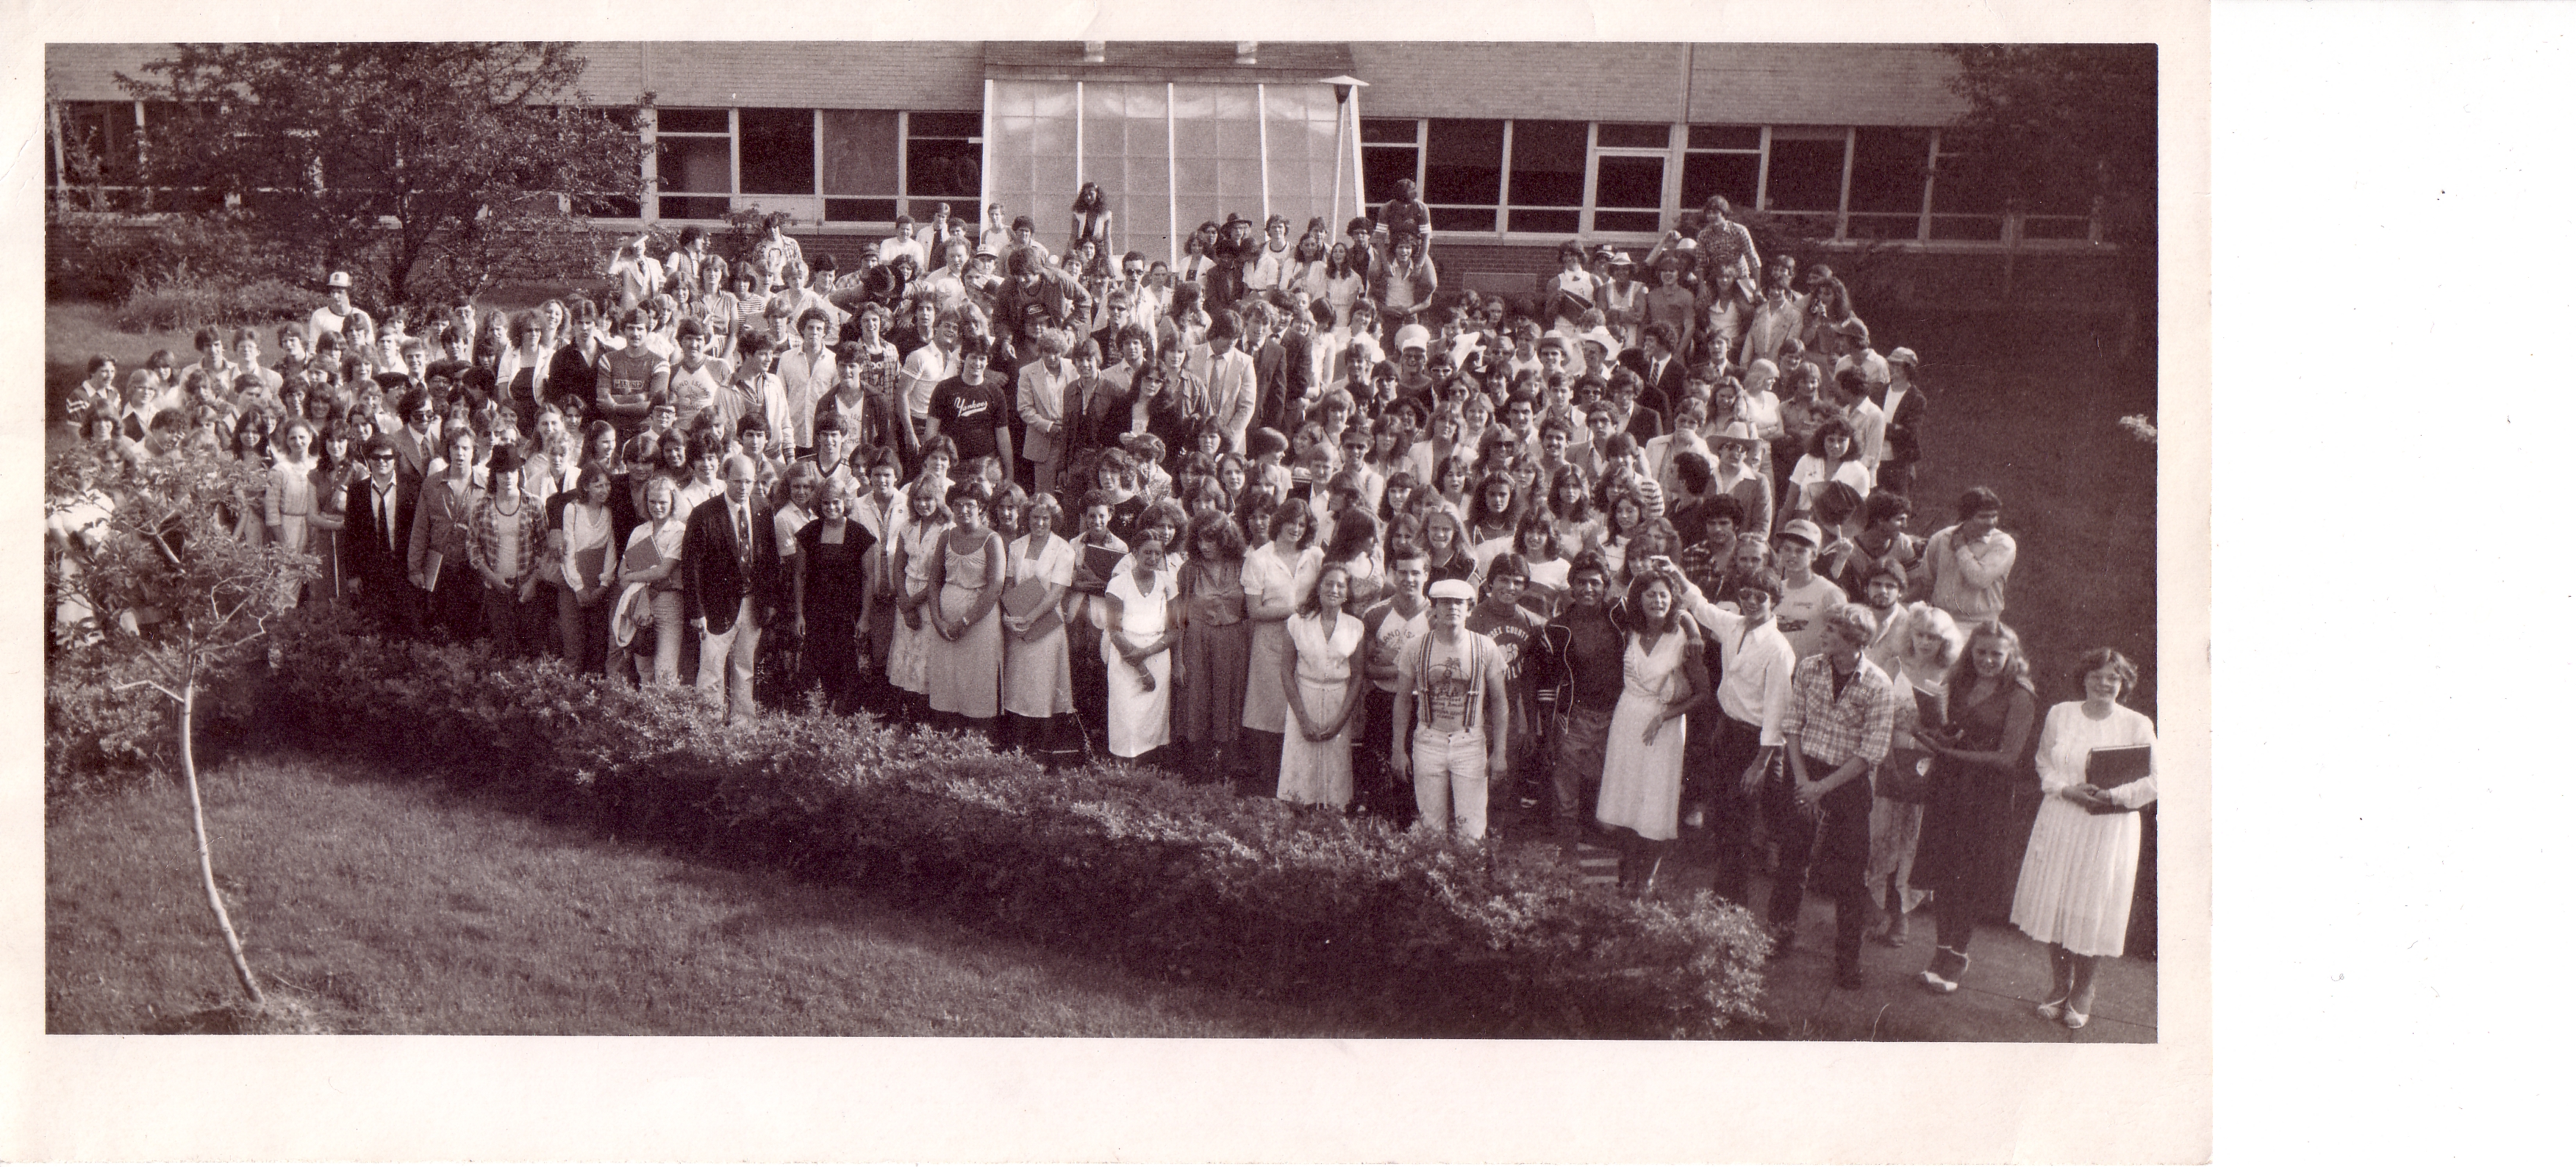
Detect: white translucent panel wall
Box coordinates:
(985, 79, 1364, 267)
(1081, 82, 1171, 265)
(1262, 83, 1355, 241)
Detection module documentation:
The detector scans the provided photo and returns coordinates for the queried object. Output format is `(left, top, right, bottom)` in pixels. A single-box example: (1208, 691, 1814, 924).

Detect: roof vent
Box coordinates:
(1235, 41, 1259, 65)
(1082, 40, 1106, 64)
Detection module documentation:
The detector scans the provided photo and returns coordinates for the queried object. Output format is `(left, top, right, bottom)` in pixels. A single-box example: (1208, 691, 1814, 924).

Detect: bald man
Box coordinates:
(682, 453, 784, 723)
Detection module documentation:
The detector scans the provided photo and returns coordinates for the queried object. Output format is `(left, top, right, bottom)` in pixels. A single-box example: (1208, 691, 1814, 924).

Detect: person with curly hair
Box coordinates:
(2002, 646, 2154, 1030)
(1592, 562, 1712, 893)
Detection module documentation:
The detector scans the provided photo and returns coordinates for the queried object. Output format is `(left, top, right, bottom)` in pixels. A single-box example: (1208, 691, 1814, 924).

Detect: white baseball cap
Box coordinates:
(326, 271, 352, 289)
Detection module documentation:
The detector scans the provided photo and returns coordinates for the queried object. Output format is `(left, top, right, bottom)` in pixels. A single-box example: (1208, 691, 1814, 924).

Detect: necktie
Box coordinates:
(737, 507, 752, 567)
(380, 485, 398, 551)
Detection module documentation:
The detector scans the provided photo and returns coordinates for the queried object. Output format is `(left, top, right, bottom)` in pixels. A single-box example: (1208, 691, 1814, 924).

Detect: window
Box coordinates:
(1359, 117, 1418, 209)
(1762, 129, 1847, 212)
(649, 107, 979, 226)
(1504, 119, 1585, 234)
(1423, 118, 1503, 232)
(737, 107, 814, 196)
(1845, 128, 1933, 241)
(1590, 122, 1672, 234)
(654, 107, 731, 220)
(820, 109, 900, 223)
(906, 110, 981, 217)
(1681, 124, 1762, 215)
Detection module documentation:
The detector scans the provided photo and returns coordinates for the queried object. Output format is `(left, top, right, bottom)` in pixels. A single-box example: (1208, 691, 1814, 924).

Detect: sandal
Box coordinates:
(2035, 997, 2067, 1021)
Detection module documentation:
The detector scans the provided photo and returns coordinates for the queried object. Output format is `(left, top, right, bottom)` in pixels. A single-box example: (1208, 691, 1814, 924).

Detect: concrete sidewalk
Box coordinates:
(1556, 836, 2157, 1043)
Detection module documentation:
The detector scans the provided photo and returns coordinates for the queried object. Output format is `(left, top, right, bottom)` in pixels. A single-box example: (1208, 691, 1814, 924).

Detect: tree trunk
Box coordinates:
(180, 681, 264, 1005)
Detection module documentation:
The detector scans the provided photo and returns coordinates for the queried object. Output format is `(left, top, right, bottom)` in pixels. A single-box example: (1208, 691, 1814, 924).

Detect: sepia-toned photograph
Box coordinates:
(24, 6, 2209, 1162)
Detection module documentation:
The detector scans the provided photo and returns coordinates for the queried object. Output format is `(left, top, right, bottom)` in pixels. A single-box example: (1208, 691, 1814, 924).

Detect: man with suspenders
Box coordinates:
(1389, 578, 1513, 841)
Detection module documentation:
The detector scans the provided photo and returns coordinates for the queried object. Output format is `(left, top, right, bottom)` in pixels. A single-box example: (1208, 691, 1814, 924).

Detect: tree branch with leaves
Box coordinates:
(118, 42, 645, 307)
(49, 447, 317, 1005)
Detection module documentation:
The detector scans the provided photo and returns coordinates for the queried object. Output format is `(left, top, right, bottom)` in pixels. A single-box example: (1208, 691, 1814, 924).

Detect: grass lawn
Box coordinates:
(43, 298, 2170, 1029)
(46, 754, 1369, 1036)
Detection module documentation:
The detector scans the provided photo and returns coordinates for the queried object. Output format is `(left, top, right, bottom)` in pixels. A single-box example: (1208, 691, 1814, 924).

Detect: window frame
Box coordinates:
(639, 107, 981, 230)
(1343, 117, 2089, 251)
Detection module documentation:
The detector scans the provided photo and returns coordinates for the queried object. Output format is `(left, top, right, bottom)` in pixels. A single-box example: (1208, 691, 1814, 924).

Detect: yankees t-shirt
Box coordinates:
(930, 375, 1009, 462)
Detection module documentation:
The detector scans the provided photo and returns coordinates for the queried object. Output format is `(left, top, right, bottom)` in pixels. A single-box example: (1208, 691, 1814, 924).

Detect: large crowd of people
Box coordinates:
(50, 190, 2154, 1018)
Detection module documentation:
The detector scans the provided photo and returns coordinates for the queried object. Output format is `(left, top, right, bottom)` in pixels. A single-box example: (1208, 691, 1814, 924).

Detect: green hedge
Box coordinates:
(256, 606, 1770, 1037)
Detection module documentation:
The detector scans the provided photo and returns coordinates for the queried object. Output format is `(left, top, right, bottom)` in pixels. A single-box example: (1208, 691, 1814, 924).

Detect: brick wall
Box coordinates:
(1686, 45, 1967, 126)
(613, 42, 984, 109)
(1349, 43, 1692, 121)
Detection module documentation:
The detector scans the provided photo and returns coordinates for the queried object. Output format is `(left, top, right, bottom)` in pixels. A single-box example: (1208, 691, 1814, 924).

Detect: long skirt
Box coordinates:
(1103, 642, 1171, 758)
(1003, 622, 1075, 718)
(2009, 797, 2145, 958)
(1240, 619, 1292, 734)
(927, 583, 1002, 719)
(1276, 675, 1355, 808)
(888, 589, 934, 694)
(1176, 619, 1251, 744)
(1594, 694, 1686, 841)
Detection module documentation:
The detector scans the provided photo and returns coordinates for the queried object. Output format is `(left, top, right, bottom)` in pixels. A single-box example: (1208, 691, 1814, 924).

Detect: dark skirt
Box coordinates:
(1911, 758, 2010, 891)
(1177, 619, 1251, 744)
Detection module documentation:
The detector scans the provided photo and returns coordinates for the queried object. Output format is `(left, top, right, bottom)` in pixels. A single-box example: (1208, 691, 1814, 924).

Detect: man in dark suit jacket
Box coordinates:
(1625, 322, 1691, 421)
(341, 438, 421, 636)
(683, 453, 784, 723)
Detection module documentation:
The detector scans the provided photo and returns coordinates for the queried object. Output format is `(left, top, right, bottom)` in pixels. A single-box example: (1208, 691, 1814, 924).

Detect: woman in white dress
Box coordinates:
(1101, 526, 1181, 762)
(1277, 561, 1366, 809)
(1592, 566, 1711, 894)
(2010, 647, 2158, 1030)
(1240, 503, 1323, 783)
(1001, 491, 1078, 762)
(885, 473, 951, 717)
(263, 420, 322, 603)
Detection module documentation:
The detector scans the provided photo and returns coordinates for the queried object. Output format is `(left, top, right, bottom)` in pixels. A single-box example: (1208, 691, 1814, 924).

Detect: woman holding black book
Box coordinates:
(2006, 646, 2157, 1030)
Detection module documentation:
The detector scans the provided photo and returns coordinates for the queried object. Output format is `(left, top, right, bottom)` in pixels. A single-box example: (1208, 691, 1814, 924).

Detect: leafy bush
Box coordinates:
(257, 606, 1771, 1037)
(48, 213, 312, 305)
(117, 274, 314, 334)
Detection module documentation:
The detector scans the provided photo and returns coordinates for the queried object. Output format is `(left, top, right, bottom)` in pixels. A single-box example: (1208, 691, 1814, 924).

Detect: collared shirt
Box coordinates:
(776, 345, 837, 448)
(1781, 653, 1895, 769)
(1677, 589, 1799, 747)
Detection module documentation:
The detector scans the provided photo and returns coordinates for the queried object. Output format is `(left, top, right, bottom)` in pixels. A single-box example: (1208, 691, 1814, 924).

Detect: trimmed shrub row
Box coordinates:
(258, 607, 1771, 1037)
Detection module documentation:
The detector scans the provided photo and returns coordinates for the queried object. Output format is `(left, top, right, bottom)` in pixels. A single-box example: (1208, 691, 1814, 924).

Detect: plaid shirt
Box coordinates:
(467, 490, 543, 584)
(1780, 652, 1895, 769)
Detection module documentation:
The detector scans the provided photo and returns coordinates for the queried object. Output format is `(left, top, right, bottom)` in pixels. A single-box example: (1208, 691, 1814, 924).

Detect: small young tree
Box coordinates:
(49, 446, 315, 1004)
(118, 43, 646, 306)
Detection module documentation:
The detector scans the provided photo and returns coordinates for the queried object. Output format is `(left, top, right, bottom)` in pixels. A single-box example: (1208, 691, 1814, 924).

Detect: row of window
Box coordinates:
(1358, 118, 2093, 244)
(648, 107, 981, 225)
(49, 99, 2101, 246)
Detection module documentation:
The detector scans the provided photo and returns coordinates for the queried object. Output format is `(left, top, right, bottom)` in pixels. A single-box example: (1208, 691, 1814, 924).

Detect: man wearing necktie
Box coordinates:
(341, 438, 422, 636)
(683, 453, 783, 725)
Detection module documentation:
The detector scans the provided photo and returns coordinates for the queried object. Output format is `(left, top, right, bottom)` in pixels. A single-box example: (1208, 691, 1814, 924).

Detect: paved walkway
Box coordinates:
(1555, 833, 2157, 1043)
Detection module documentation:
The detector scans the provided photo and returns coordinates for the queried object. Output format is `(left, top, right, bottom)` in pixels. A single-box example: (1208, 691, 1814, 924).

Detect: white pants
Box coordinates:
(1412, 725, 1490, 841)
(698, 595, 762, 720)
